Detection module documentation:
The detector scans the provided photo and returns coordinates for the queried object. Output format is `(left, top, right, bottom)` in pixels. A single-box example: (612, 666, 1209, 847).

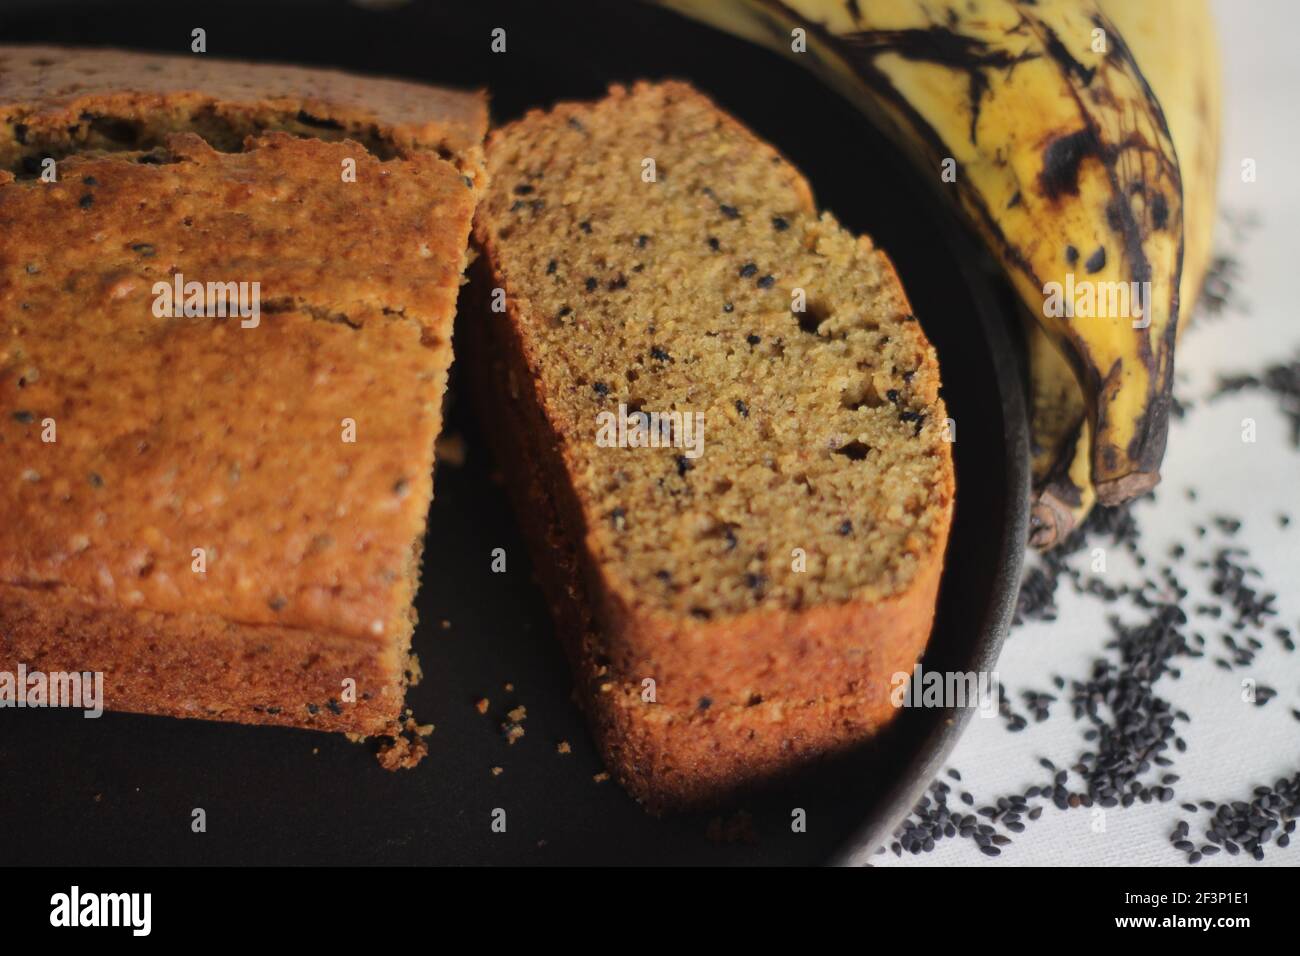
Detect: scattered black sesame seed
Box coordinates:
(891, 424, 1299, 865)
(1214, 353, 1300, 448)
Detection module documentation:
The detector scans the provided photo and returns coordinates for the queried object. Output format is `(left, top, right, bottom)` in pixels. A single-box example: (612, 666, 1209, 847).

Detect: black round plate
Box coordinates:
(0, 0, 1030, 865)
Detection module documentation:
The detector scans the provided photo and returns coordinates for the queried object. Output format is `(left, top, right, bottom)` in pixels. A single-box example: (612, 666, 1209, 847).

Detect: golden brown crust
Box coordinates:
(0, 49, 486, 738)
(0, 583, 405, 734)
(0, 45, 487, 174)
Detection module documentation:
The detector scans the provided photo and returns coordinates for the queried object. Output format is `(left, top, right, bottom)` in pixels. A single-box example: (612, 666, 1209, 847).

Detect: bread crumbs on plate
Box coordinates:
(435, 431, 467, 467)
(706, 810, 757, 845)
(373, 716, 435, 771)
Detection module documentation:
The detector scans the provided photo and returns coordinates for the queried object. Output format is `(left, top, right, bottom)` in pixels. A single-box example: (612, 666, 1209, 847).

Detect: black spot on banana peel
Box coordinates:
(1039, 128, 1099, 200)
(1149, 191, 1170, 230)
(1039, 17, 1098, 87)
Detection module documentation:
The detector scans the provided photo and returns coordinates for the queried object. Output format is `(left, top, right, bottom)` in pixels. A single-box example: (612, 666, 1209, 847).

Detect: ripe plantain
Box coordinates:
(654, 0, 1219, 535)
(1028, 0, 1221, 544)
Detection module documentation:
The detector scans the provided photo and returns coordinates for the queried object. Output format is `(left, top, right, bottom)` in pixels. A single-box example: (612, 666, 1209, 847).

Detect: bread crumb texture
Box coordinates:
(476, 81, 953, 620)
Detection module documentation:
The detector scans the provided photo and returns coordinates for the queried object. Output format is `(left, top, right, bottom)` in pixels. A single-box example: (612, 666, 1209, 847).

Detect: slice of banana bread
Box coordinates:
(0, 47, 486, 742)
(470, 81, 955, 810)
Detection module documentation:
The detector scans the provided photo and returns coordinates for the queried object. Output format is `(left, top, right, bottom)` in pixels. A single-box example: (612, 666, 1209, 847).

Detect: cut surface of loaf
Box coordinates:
(0, 47, 486, 742)
(471, 82, 954, 810)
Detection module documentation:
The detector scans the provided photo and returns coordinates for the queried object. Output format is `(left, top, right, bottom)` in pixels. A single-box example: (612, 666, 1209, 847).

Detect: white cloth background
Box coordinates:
(876, 0, 1299, 868)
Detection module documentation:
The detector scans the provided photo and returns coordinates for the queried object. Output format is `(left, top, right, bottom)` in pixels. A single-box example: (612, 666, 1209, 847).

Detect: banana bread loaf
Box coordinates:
(0, 46, 486, 739)
(469, 81, 955, 811)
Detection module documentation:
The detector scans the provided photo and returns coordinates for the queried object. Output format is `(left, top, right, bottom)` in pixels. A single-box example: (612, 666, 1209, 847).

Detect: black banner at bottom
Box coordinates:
(1, 864, 1285, 941)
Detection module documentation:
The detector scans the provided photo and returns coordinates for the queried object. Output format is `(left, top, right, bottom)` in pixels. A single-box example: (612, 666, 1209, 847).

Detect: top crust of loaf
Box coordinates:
(0, 45, 487, 174)
(476, 81, 955, 624)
